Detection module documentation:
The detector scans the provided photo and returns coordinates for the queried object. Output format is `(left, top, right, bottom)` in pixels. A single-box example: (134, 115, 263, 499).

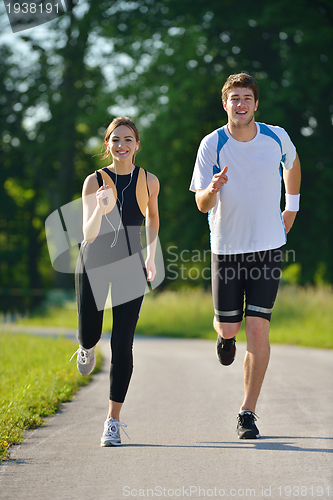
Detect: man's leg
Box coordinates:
(240, 316, 270, 413)
(213, 318, 242, 339)
(211, 253, 245, 365)
(237, 247, 282, 438)
(214, 320, 242, 366)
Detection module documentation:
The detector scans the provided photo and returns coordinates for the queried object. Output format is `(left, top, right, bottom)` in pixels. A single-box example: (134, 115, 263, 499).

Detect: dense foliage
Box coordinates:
(0, 0, 332, 302)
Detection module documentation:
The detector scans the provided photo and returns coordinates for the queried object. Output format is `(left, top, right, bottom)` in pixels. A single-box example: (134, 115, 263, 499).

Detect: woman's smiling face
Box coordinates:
(108, 125, 139, 162)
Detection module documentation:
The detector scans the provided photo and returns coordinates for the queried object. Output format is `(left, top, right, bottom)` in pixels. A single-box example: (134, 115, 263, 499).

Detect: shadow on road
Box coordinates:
(120, 436, 333, 453)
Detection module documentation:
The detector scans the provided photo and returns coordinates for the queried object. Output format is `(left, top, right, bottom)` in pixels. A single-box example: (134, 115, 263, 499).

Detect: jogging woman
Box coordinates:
(72, 117, 160, 446)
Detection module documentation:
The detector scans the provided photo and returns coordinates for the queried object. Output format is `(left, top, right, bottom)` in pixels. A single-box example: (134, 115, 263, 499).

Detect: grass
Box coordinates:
(0, 333, 102, 462)
(12, 300, 79, 329)
(135, 285, 333, 349)
(1, 285, 331, 461)
(266, 285, 333, 348)
(13, 285, 333, 349)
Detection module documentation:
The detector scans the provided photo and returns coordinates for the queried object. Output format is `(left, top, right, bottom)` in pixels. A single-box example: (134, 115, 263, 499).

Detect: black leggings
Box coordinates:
(75, 243, 145, 403)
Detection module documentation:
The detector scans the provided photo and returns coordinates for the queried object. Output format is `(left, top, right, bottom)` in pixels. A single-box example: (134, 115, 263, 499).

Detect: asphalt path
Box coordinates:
(1, 334, 332, 500)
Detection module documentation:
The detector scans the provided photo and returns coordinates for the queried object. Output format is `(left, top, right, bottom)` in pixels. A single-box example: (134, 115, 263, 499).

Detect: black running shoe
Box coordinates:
(216, 336, 236, 366)
(237, 411, 260, 439)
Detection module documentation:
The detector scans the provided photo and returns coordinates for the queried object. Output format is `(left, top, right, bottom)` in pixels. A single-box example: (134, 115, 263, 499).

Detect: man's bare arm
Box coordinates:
(195, 166, 228, 213)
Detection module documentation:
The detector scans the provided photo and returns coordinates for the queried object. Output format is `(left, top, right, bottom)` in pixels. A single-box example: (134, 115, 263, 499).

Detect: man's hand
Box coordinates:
(195, 166, 229, 213)
(210, 166, 229, 193)
(282, 210, 297, 234)
(282, 153, 301, 234)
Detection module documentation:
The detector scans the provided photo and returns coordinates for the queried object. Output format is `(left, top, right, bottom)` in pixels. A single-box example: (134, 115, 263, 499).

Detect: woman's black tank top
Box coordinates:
(83, 166, 149, 267)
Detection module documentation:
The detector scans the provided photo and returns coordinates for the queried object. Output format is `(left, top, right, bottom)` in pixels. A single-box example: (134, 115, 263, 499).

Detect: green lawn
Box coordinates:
(136, 285, 333, 349)
(0, 333, 102, 461)
(13, 285, 333, 348)
(265, 285, 333, 348)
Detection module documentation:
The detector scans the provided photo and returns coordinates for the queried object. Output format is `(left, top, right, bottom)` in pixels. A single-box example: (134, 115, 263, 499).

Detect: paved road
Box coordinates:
(1, 336, 332, 500)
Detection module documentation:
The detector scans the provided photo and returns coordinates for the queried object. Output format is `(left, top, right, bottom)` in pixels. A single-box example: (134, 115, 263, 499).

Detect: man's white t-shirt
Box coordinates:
(190, 122, 296, 255)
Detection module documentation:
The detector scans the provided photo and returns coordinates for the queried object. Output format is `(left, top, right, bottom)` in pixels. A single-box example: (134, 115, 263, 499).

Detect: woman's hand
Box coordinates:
(96, 184, 109, 209)
(145, 256, 156, 282)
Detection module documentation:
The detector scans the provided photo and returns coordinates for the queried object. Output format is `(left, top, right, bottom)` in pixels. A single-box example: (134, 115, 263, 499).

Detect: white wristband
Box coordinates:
(285, 193, 300, 212)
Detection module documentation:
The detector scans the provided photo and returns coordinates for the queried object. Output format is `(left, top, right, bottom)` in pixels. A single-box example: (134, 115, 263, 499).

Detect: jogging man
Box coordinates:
(190, 73, 301, 439)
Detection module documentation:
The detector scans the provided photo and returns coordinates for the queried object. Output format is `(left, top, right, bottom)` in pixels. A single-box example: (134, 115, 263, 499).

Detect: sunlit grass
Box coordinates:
(269, 285, 333, 348)
(0, 333, 102, 461)
(14, 300, 79, 329)
(136, 285, 333, 349)
(13, 285, 333, 348)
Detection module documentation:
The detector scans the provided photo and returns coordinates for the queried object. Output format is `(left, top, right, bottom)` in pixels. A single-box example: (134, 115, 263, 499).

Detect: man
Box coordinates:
(190, 73, 301, 439)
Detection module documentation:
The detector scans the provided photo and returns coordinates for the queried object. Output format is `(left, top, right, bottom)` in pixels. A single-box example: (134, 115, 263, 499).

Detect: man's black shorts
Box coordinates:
(212, 247, 283, 323)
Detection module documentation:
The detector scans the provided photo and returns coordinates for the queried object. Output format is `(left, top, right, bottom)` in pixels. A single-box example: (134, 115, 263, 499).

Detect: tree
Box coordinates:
(1, 0, 332, 299)
(103, 0, 333, 284)
(0, 4, 114, 292)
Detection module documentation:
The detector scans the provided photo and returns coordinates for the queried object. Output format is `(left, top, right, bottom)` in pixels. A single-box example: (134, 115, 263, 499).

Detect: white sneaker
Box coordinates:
(70, 345, 96, 376)
(100, 418, 129, 447)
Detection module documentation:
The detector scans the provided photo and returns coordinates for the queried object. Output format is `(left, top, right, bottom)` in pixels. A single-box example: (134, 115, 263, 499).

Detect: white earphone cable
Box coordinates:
(104, 164, 134, 248)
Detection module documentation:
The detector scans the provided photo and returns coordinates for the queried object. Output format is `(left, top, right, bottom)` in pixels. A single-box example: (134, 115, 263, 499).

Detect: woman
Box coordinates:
(72, 117, 160, 446)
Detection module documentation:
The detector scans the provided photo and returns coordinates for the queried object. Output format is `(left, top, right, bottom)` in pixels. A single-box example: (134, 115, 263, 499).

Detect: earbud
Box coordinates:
(135, 146, 139, 151)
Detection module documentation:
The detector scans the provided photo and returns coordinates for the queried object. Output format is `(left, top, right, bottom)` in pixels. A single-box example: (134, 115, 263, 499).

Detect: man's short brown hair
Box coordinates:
(222, 73, 259, 103)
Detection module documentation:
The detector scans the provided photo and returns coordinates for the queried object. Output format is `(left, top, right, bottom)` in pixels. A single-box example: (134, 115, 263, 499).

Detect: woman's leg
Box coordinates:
(107, 400, 123, 421)
(100, 293, 142, 447)
(108, 293, 144, 410)
(75, 247, 109, 349)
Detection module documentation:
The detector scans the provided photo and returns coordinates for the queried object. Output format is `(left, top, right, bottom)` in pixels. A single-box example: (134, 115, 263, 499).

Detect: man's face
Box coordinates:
(223, 87, 258, 128)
